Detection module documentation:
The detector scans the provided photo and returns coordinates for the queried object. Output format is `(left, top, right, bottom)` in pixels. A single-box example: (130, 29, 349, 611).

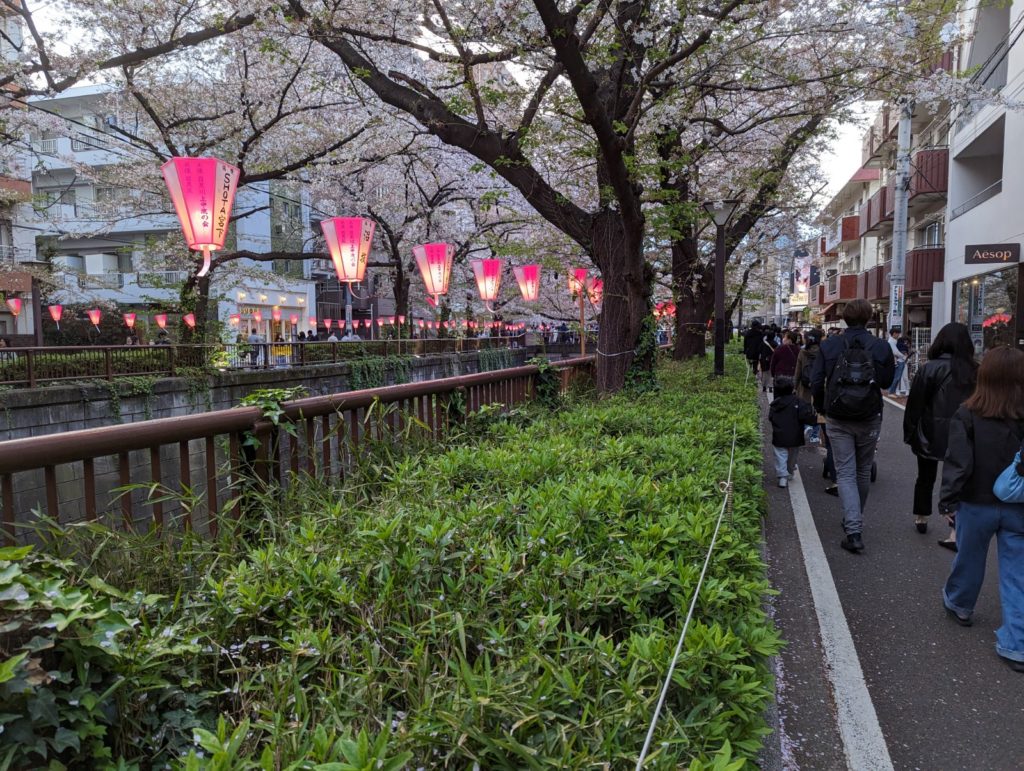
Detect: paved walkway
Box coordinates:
(761, 398, 1024, 771)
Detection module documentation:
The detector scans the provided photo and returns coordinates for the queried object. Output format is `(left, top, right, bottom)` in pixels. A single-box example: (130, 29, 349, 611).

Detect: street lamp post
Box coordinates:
(702, 200, 742, 377)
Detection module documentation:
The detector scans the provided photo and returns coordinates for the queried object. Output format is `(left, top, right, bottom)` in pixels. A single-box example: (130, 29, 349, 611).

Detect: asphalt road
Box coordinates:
(763, 399, 1024, 771)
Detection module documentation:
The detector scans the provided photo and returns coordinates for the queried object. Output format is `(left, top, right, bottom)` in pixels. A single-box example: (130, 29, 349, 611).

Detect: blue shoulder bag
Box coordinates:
(994, 439, 1024, 504)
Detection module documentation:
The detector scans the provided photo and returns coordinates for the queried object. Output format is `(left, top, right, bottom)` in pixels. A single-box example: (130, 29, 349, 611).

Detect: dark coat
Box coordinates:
(743, 327, 763, 360)
(794, 345, 819, 403)
(808, 326, 896, 417)
(903, 354, 976, 460)
(770, 343, 800, 378)
(758, 333, 777, 366)
(769, 393, 817, 448)
(939, 407, 1024, 514)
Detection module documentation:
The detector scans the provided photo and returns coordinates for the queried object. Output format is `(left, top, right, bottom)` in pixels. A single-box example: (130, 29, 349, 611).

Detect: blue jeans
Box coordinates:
(773, 446, 798, 480)
(943, 500, 1024, 662)
(888, 359, 906, 394)
(827, 415, 882, 534)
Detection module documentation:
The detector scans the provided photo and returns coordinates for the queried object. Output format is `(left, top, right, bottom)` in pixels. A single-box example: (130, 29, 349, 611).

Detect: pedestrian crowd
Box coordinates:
(748, 299, 1024, 674)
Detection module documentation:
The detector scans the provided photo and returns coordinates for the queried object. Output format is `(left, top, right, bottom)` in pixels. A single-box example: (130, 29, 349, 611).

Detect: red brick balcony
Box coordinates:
(824, 273, 859, 303)
(857, 270, 870, 298)
(906, 246, 945, 294)
(929, 50, 954, 74)
(808, 283, 824, 308)
(909, 147, 949, 200)
(0, 176, 30, 197)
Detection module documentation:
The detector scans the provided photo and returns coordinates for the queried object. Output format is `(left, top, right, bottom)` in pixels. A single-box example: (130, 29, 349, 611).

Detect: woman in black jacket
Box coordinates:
(903, 323, 977, 536)
(939, 347, 1024, 673)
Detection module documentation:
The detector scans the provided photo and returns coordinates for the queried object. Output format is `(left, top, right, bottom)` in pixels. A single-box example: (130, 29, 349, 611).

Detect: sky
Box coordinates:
(819, 102, 877, 199)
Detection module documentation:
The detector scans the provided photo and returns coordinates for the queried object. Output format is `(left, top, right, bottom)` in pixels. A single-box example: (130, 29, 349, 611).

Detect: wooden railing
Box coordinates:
(0, 357, 595, 544)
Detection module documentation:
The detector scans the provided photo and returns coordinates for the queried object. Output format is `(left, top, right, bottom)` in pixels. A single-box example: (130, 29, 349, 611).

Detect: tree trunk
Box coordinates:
(590, 211, 649, 393)
(671, 239, 711, 360)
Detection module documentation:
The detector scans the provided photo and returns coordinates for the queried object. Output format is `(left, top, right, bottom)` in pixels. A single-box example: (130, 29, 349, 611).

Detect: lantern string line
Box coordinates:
(595, 348, 637, 358)
(635, 417, 740, 770)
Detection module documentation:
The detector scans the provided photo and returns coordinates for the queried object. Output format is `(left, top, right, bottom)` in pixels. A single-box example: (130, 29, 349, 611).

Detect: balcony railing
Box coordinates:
(824, 273, 859, 303)
(909, 147, 949, 200)
(32, 139, 58, 154)
(823, 214, 860, 253)
(136, 271, 190, 288)
(0, 245, 19, 264)
(859, 187, 891, 235)
(906, 246, 945, 294)
(951, 180, 1002, 220)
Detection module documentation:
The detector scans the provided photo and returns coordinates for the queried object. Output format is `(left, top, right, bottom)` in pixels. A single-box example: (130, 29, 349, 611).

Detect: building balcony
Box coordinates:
(0, 245, 22, 264)
(859, 187, 892, 235)
(864, 263, 893, 302)
(808, 283, 824, 308)
(909, 147, 949, 204)
(862, 106, 896, 167)
(0, 175, 30, 198)
(823, 215, 860, 253)
(824, 273, 859, 303)
(906, 246, 944, 294)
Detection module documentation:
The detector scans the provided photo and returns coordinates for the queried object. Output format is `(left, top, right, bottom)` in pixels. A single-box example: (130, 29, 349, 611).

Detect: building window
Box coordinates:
(953, 265, 1018, 354)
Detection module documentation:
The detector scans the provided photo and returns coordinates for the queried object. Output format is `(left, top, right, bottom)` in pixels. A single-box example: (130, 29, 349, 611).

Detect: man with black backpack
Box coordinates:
(809, 299, 895, 553)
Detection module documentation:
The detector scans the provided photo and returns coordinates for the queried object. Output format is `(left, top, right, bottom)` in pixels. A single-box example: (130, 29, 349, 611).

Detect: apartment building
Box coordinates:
(24, 85, 318, 341)
(0, 8, 37, 341)
(942, 0, 1023, 354)
(811, 70, 952, 339)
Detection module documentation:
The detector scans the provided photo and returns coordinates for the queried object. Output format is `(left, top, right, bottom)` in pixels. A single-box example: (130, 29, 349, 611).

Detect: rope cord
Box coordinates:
(596, 347, 637, 358)
(635, 410, 741, 769)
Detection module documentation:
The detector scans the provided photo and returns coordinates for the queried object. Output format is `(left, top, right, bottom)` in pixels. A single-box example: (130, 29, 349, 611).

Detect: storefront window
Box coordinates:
(954, 265, 1018, 354)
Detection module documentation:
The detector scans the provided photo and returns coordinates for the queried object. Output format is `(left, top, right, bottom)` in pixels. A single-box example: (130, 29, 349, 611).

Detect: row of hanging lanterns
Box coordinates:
(42, 306, 199, 332)
(159, 157, 592, 326)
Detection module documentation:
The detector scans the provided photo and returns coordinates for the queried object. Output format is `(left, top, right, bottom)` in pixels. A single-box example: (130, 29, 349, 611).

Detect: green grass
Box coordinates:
(0, 357, 778, 769)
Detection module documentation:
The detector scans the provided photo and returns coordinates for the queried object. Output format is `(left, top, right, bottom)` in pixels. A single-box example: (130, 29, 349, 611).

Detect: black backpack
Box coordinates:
(799, 348, 818, 389)
(825, 336, 882, 420)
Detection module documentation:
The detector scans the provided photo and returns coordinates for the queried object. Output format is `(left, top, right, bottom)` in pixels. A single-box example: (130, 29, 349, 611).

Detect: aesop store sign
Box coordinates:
(965, 243, 1021, 265)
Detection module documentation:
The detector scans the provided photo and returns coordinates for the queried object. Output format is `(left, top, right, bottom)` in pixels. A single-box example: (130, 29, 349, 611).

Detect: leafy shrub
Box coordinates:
(4, 358, 777, 768)
(0, 350, 170, 384)
(478, 346, 513, 372)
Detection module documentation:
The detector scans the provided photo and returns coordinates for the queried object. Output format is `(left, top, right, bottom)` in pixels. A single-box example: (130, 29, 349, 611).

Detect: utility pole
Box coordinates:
(888, 99, 913, 333)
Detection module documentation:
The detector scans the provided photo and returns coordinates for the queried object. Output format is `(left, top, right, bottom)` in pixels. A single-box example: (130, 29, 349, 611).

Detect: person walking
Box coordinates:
(743, 321, 763, 375)
(758, 326, 777, 393)
(903, 322, 977, 539)
(887, 327, 908, 395)
(769, 376, 817, 488)
(809, 299, 895, 553)
(771, 330, 801, 380)
(938, 346, 1024, 675)
(795, 328, 824, 446)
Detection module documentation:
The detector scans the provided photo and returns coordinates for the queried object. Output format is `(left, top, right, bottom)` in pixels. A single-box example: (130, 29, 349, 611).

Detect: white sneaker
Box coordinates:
(778, 477, 788, 488)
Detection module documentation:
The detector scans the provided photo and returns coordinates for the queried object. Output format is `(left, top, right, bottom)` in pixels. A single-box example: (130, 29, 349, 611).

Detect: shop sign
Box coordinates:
(964, 243, 1020, 265)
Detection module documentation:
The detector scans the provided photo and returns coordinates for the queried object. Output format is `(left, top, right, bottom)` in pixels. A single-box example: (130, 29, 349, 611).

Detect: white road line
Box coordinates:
(882, 396, 906, 411)
(787, 468, 895, 771)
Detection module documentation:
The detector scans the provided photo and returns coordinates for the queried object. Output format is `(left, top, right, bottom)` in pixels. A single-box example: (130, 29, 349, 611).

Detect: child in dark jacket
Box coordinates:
(769, 376, 818, 488)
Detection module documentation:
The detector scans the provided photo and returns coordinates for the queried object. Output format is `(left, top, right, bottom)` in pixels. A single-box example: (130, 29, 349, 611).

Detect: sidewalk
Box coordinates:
(761, 397, 1024, 770)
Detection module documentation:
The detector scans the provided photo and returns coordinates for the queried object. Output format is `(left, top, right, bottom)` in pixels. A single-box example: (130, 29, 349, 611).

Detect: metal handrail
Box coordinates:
(951, 180, 1002, 220)
(0, 356, 596, 541)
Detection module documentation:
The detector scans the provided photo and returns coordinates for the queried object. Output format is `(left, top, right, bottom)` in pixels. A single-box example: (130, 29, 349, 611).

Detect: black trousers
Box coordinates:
(914, 455, 940, 517)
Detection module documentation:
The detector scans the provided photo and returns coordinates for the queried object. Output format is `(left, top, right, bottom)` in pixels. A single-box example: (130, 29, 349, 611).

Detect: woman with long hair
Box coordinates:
(939, 346, 1024, 672)
(903, 323, 978, 538)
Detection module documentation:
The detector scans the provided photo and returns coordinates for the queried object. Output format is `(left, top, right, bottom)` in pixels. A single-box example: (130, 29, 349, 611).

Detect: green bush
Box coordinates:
(1, 358, 777, 768)
(0, 350, 171, 384)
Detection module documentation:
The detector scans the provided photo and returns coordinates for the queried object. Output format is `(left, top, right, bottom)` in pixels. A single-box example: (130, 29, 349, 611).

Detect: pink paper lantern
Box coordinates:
(398, 314, 406, 324)
(154, 313, 168, 329)
(376, 318, 384, 327)
(161, 156, 240, 278)
(514, 265, 541, 302)
(413, 242, 455, 301)
(471, 258, 502, 303)
(308, 317, 316, 327)
(320, 217, 375, 285)
(229, 314, 240, 326)
(48, 304, 62, 324)
(417, 319, 425, 328)
(586, 277, 603, 305)
(86, 308, 102, 328)
(251, 311, 262, 325)
(123, 312, 136, 328)
(271, 308, 282, 323)
(569, 267, 589, 296)
(289, 313, 299, 325)
(182, 313, 196, 328)
(5, 297, 21, 317)
(323, 318, 332, 330)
